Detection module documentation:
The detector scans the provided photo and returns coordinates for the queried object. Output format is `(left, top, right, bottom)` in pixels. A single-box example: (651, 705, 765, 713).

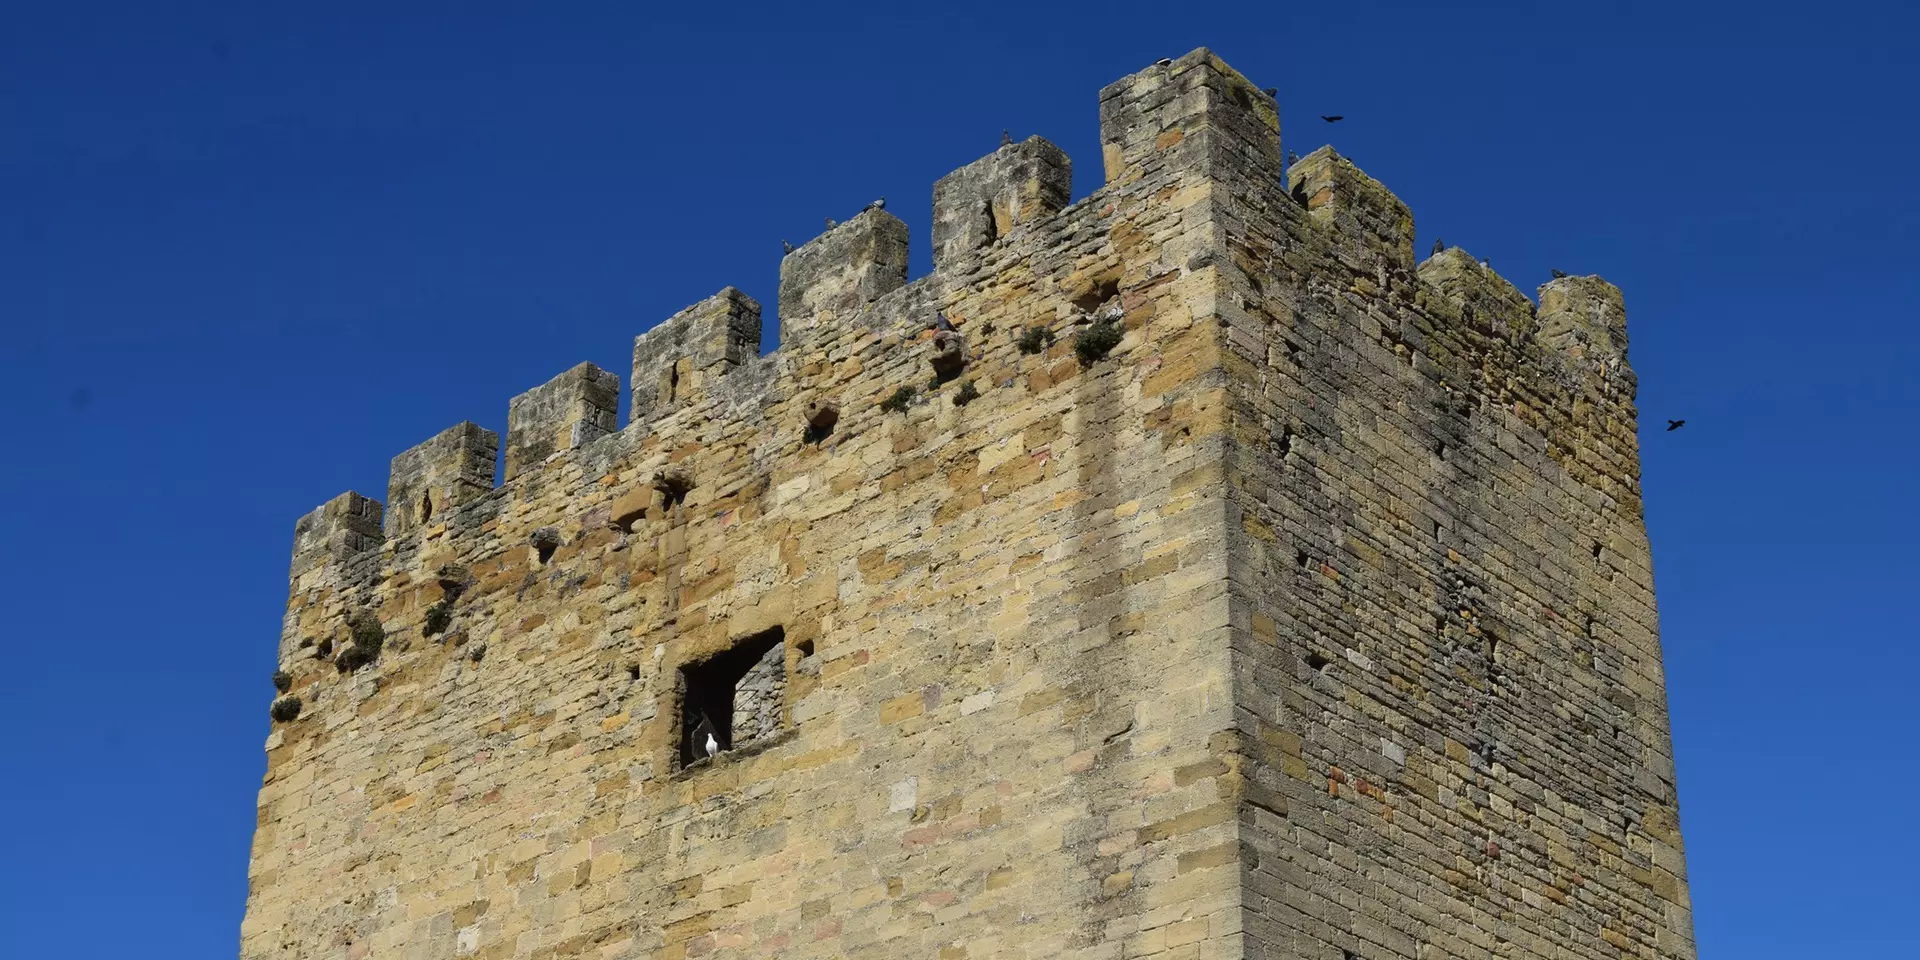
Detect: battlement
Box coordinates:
(253, 47, 1691, 960)
(281, 48, 1636, 575)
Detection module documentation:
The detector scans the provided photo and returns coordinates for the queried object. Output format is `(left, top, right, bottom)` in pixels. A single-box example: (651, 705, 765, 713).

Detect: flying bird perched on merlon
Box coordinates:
(1666, 420, 1686, 431)
(865, 197, 886, 212)
(1001, 129, 1012, 146)
(782, 240, 794, 254)
(824, 217, 836, 228)
(1321, 115, 1344, 123)
(1432, 238, 1444, 257)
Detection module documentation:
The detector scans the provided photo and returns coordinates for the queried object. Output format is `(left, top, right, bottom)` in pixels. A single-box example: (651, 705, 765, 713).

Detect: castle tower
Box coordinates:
(245, 49, 1695, 960)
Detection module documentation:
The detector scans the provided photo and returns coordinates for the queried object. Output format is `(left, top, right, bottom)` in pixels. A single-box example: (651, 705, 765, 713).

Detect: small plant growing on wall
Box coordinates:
(1073, 318, 1123, 365)
(336, 610, 385, 673)
(880, 386, 916, 414)
(271, 670, 292, 693)
(423, 600, 453, 638)
(952, 381, 980, 407)
(270, 696, 302, 723)
(1017, 325, 1055, 355)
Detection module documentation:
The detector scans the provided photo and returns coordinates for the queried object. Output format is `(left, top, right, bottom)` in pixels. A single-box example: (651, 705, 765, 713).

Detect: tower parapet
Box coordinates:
(384, 421, 498, 537)
(932, 136, 1071, 270)
(288, 491, 382, 578)
(630, 287, 762, 429)
(777, 208, 910, 353)
(1289, 146, 1416, 272)
(502, 361, 620, 481)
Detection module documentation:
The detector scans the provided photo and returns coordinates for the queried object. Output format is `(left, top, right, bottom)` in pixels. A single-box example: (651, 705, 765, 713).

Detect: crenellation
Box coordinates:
(248, 47, 1694, 960)
(503, 361, 620, 481)
(932, 136, 1072, 270)
(1097, 48, 1281, 190)
(384, 421, 499, 537)
(1536, 274, 1629, 370)
(1288, 146, 1417, 273)
(631, 287, 763, 429)
(289, 490, 383, 578)
(1417, 246, 1537, 343)
(777, 208, 910, 352)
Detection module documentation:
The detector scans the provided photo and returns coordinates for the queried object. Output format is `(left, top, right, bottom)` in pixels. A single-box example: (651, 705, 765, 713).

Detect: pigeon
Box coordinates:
(782, 239, 794, 254)
(1321, 115, 1344, 123)
(1286, 150, 1299, 166)
(825, 217, 836, 228)
(1156, 58, 1172, 66)
(1550, 268, 1568, 279)
(1001, 129, 1012, 147)
(1432, 238, 1444, 257)
(1263, 87, 1277, 98)
(1481, 258, 1491, 269)
(1666, 420, 1686, 432)
(691, 713, 720, 761)
(865, 197, 886, 212)
(933, 312, 955, 332)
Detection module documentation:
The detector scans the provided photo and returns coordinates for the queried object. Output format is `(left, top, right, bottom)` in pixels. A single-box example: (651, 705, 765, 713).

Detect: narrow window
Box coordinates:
(678, 627, 786, 769)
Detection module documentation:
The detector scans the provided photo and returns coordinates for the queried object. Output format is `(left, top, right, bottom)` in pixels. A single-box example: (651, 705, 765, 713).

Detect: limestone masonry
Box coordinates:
(247, 49, 1695, 960)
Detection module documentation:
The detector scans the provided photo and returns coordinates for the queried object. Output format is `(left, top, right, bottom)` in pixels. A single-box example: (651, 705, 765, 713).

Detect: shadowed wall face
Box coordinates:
(247, 48, 1693, 960)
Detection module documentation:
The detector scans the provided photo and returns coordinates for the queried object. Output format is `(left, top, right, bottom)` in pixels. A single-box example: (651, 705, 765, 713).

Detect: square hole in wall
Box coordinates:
(677, 627, 786, 769)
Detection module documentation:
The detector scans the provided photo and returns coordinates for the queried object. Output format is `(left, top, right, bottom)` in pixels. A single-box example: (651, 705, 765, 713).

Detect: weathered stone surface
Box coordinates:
(777, 208, 909, 352)
(385, 421, 498, 537)
(932, 135, 1071, 269)
(503, 362, 619, 481)
(249, 46, 1695, 960)
(631, 287, 762, 429)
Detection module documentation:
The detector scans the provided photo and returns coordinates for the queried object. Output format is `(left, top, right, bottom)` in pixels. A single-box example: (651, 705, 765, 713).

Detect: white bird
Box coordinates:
(704, 731, 719, 758)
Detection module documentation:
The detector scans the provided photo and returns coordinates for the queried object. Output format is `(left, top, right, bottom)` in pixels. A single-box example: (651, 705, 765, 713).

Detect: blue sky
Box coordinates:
(2, 2, 1914, 955)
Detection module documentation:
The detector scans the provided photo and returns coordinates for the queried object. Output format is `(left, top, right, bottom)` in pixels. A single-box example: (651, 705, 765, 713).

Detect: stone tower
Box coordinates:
(245, 49, 1695, 960)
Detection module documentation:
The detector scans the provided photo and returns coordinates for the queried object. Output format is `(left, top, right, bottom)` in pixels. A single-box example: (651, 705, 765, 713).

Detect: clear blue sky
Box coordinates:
(2, 2, 1914, 955)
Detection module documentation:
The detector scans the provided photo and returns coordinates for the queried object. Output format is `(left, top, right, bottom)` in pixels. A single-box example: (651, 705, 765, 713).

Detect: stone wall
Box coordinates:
(244, 48, 1694, 960)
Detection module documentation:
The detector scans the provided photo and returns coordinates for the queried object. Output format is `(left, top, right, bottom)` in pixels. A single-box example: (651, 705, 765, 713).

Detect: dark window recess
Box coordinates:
(1072, 277, 1120, 315)
(678, 627, 786, 768)
(655, 471, 694, 509)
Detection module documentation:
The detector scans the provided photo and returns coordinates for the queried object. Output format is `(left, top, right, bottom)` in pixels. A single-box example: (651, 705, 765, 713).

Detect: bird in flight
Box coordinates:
(1550, 268, 1568, 279)
(1666, 420, 1686, 431)
(1321, 115, 1344, 123)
